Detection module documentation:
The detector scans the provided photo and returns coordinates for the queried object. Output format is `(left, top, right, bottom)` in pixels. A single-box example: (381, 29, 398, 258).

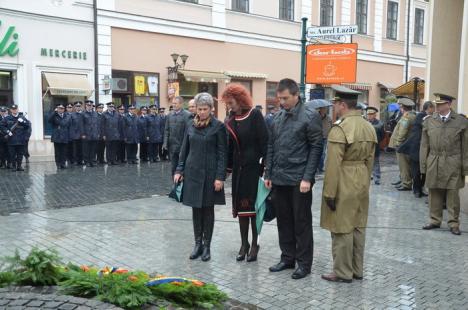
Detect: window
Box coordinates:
(320, 0, 334, 26)
(414, 8, 424, 44)
(386, 1, 398, 40)
(279, 0, 294, 21)
(232, 0, 249, 13)
(356, 0, 368, 34)
(266, 82, 279, 105)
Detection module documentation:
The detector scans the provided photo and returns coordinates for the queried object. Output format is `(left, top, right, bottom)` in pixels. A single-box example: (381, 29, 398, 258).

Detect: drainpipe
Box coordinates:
(405, 0, 411, 82)
(93, 0, 99, 103)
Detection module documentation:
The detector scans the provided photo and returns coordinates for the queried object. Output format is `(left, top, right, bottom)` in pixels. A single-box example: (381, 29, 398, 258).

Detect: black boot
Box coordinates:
(190, 208, 203, 260)
(201, 206, 214, 262)
(237, 217, 250, 261)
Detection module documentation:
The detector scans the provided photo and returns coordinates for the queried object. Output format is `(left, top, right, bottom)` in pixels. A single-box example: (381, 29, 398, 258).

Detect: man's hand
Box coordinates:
(264, 179, 272, 189)
(325, 197, 336, 211)
(18, 118, 24, 123)
(81, 135, 86, 139)
(8, 131, 13, 137)
(300, 180, 312, 193)
(174, 173, 183, 183)
(214, 180, 224, 192)
(102, 136, 106, 141)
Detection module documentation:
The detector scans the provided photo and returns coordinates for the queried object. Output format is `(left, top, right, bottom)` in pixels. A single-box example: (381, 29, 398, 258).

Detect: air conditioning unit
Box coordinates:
(112, 78, 128, 92)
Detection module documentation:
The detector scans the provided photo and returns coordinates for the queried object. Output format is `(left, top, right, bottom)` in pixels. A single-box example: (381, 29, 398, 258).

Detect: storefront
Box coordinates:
(111, 70, 160, 109)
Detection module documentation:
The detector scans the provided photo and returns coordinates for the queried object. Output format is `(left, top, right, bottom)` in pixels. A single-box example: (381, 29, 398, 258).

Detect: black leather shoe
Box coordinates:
(397, 187, 412, 191)
(201, 246, 211, 262)
(353, 275, 363, 280)
(246, 245, 260, 263)
(322, 273, 352, 283)
(291, 267, 310, 280)
(422, 223, 440, 230)
(450, 227, 461, 235)
(236, 244, 250, 261)
(269, 261, 295, 272)
(391, 180, 401, 185)
(189, 243, 203, 260)
(16, 166, 24, 171)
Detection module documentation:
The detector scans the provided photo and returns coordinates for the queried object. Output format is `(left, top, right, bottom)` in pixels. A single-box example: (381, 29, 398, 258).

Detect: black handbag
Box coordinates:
(263, 193, 276, 222)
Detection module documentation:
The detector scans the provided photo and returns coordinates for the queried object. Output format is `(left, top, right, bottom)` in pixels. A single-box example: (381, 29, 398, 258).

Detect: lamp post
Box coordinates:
(167, 53, 188, 82)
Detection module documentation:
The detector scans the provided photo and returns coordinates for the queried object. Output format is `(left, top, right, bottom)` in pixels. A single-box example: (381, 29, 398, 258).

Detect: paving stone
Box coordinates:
(26, 300, 45, 307)
(43, 301, 65, 308)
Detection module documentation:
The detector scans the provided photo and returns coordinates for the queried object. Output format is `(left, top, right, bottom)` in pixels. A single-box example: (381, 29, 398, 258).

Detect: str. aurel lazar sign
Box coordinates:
(307, 25, 358, 39)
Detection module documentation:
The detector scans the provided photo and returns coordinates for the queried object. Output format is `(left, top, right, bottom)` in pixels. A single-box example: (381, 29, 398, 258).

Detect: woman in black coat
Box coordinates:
(174, 92, 228, 262)
(222, 84, 268, 262)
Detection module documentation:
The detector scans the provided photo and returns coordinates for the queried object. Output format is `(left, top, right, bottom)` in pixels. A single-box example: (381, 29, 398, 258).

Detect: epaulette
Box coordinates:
(423, 115, 431, 121)
(334, 119, 342, 125)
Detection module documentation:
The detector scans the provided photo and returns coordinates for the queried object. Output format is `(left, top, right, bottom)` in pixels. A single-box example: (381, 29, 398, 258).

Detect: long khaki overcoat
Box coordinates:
(389, 111, 416, 148)
(320, 110, 377, 234)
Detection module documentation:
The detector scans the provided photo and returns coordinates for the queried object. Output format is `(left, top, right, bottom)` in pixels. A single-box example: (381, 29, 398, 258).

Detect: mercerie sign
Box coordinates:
(41, 48, 87, 60)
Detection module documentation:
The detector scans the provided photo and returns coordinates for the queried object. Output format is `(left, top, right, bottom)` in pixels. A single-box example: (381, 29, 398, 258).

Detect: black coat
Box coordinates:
(137, 115, 149, 143)
(82, 110, 100, 141)
(102, 111, 121, 141)
(69, 112, 83, 140)
(48, 112, 71, 143)
(369, 119, 384, 157)
(1, 114, 31, 146)
(123, 114, 139, 144)
(398, 111, 427, 161)
(265, 101, 323, 185)
(147, 114, 164, 143)
(163, 110, 191, 154)
(176, 119, 228, 208)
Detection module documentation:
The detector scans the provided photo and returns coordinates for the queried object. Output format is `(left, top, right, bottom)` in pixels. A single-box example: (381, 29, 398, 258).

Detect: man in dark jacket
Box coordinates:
(117, 106, 126, 163)
(158, 107, 167, 160)
(138, 106, 149, 162)
(147, 105, 164, 162)
(398, 101, 435, 197)
(366, 107, 385, 185)
(69, 101, 84, 165)
(0, 104, 31, 171)
(48, 104, 71, 169)
(0, 107, 8, 168)
(81, 100, 100, 167)
(123, 106, 139, 164)
(95, 104, 106, 164)
(163, 96, 191, 175)
(65, 104, 74, 164)
(264, 79, 323, 280)
(102, 102, 120, 165)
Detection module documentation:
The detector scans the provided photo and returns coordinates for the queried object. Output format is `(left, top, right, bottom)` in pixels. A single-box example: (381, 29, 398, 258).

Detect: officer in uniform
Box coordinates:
(81, 100, 100, 167)
(123, 105, 139, 164)
(117, 105, 127, 163)
(158, 107, 167, 160)
(321, 92, 377, 283)
(48, 104, 71, 169)
(95, 104, 106, 164)
(421, 93, 467, 235)
(102, 102, 120, 165)
(147, 105, 164, 162)
(0, 104, 31, 171)
(0, 107, 8, 168)
(389, 98, 417, 191)
(366, 107, 384, 185)
(138, 106, 149, 162)
(69, 101, 84, 165)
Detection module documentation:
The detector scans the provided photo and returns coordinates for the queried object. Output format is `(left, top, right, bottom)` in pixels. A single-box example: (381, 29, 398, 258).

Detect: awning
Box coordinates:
(224, 71, 268, 79)
(392, 78, 425, 97)
(377, 82, 396, 90)
(330, 84, 362, 94)
(43, 72, 93, 97)
(178, 70, 230, 83)
(341, 83, 372, 91)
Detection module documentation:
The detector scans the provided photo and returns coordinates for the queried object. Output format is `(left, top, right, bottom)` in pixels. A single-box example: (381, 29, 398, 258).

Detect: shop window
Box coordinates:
(266, 82, 279, 106)
(279, 0, 294, 21)
(320, 0, 333, 26)
(356, 0, 368, 35)
(386, 1, 398, 40)
(230, 79, 252, 95)
(111, 70, 160, 110)
(0, 71, 13, 107)
(414, 8, 424, 44)
(232, 0, 249, 13)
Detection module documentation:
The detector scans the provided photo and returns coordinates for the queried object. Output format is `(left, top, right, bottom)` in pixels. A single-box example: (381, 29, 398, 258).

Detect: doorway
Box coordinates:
(0, 71, 14, 107)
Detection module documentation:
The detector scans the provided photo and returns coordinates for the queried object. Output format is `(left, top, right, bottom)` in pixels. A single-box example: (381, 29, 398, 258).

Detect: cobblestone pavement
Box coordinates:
(1, 156, 468, 309)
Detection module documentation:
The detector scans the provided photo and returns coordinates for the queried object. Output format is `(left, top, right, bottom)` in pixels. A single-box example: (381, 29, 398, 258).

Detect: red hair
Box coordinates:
(221, 84, 253, 109)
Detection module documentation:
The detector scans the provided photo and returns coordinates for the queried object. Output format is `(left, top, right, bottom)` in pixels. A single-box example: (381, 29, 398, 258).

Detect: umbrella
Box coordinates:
(387, 103, 400, 112)
(254, 177, 271, 234)
(307, 99, 333, 109)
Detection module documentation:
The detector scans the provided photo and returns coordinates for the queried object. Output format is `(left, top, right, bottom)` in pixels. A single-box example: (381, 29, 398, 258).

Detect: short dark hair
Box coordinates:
(277, 78, 299, 96)
(422, 101, 434, 111)
(343, 99, 358, 109)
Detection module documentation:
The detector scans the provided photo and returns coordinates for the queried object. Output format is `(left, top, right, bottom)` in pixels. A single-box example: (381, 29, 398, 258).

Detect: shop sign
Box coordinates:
(168, 82, 179, 99)
(40, 48, 87, 60)
(0, 20, 19, 57)
(306, 43, 358, 84)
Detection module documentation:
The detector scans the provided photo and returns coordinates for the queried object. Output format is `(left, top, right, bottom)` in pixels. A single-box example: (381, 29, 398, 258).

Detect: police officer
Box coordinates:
(48, 104, 71, 169)
(95, 104, 106, 164)
(158, 107, 167, 160)
(321, 93, 377, 283)
(366, 107, 384, 185)
(117, 105, 127, 163)
(65, 104, 74, 164)
(81, 100, 100, 167)
(147, 105, 164, 162)
(123, 105, 139, 164)
(0, 104, 31, 171)
(421, 94, 467, 236)
(138, 106, 149, 162)
(0, 107, 8, 168)
(70, 101, 84, 165)
(389, 98, 416, 191)
(102, 102, 120, 165)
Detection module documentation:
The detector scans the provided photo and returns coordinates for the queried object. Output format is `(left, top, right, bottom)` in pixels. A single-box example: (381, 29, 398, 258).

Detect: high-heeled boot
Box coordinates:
(201, 206, 214, 262)
(190, 208, 203, 259)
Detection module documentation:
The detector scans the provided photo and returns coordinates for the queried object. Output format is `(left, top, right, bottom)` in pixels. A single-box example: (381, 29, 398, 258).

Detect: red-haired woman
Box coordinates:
(223, 84, 269, 262)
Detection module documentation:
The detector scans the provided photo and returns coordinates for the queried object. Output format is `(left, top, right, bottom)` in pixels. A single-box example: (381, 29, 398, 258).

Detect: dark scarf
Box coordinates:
(193, 114, 212, 129)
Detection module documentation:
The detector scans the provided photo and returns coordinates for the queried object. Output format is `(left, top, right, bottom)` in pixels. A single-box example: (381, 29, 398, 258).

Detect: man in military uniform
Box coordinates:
(69, 102, 84, 165)
(158, 107, 167, 160)
(147, 105, 164, 162)
(65, 104, 74, 164)
(48, 104, 71, 169)
(102, 102, 120, 165)
(321, 92, 377, 283)
(138, 106, 149, 162)
(95, 104, 106, 164)
(123, 106, 139, 164)
(117, 106, 127, 163)
(389, 98, 417, 191)
(81, 100, 100, 167)
(0, 107, 8, 168)
(366, 107, 384, 185)
(421, 94, 467, 235)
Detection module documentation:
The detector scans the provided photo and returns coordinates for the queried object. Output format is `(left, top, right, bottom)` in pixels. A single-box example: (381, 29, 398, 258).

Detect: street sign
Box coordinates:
(307, 25, 358, 39)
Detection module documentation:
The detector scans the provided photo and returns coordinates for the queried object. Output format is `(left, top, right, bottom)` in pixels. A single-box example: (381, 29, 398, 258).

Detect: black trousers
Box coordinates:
(410, 159, 425, 194)
(148, 143, 160, 161)
(170, 151, 180, 176)
(117, 141, 126, 162)
(73, 139, 83, 164)
(82, 140, 97, 164)
(105, 140, 119, 163)
(24, 141, 30, 159)
(66, 142, 74, 163)
(139, 142, 148, 161)
(54, 143, 67, 167)
(126, 143, 138, 161)
(272, 184, 313, 271)
(159, 143, 167, 160)
(8, 145, 25, 167)
(96, 140, 105, 163)
(0, 141, 7, 166)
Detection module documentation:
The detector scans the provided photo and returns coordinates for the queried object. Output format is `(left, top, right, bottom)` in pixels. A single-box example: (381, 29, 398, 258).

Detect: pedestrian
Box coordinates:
(174, 92, 228, 262)
(48, 104, 71, 169)
(96, 104, 106, 164)
(102, 102, 121, 165)
(421, 93, 467, 236)
(117, 106, 127, 163)
(320, 92, 377, 283)
(0, 104, 31, 171)
(158, 107, 167, 160)
(70, 101, 84, 165)
(223, 84, 268, 262)
(138, 106, 149, 162)
(163, 96, 191, 176)
(0, 107, 8, 168)
(317, 105, 332, 174)
(123, 106, 139, 164)
(398, 101, 435, 197)
(147, 105, 164, 162)
(81, 100, 100, 167)
(366, 107, 384, 185)
(264, 79, 323, 280)
(264, 104, 279, 133)
(389, 98, 416, 191)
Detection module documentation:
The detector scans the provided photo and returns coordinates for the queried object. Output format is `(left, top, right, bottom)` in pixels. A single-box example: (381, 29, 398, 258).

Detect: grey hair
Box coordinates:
(194, 92, 214, 108)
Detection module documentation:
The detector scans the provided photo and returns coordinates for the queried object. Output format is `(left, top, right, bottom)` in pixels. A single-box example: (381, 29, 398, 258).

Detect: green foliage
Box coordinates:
(59, 269, 101, 298)
(0, 271, 17, 288)
(99, 273, 154, 309)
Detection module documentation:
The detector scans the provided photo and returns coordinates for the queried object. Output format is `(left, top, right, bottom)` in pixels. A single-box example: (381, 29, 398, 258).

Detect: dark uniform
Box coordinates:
(48, 105, 71, 169)
(102, 103, 121, 165)
(123, 106, 139, 164)
(96, 104, 106, 164)
(158, 107, 167, 160)
(138, 107, 149, 162)
(147, 105, 164, 162)
(0, 107, 8, 168)
(81, 101, 100, 167)
(69, 102, 84, 165)
(163, 108, 191, 175)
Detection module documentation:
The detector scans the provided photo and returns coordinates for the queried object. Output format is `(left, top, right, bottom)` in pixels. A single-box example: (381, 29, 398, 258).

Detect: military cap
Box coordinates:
(255, 105, 263, 110)
(366, 107, 378, 114)
(159, 107, 166, 112)
(74, 101, 83, 106)
(56, 104, 65, 109)
(10, 104, 18, 109)
(117, 106, 125, 110)
(0, 106, 7, 112)
(140, 106, 148, 111)
(433, 93, 456, 104)
(397, 97, 415, 108)
(66, 104, 73, 108)
(106, 102, 115, 107)
(96, 104, 104, 108)
(128, 105, 136, 110)
(332, 92, 359, 102)
(84, 99, 94, 104)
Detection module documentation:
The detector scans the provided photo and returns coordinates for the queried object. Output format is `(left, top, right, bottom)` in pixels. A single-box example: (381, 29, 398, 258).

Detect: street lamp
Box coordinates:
(168, 53, 189, 82)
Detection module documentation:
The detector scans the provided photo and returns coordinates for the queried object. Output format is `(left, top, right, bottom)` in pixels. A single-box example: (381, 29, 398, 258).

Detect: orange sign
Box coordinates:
(306, 43, 358, 84)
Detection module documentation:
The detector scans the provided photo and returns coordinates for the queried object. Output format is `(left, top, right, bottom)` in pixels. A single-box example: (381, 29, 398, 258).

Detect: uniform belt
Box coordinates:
(430, 151, 460, 156)
(342, 160, 365, 165)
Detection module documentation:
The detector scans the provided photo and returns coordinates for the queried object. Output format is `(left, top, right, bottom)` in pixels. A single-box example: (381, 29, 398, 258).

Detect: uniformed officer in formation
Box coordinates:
(81, 100, 100, 167)
(158, 107, 167, 160)
(389, 98, 417, 191)
(65, 104, 74, 164)
(69, 101, 84, 165)
(123, 105, 139, 164)
(95, 104, 106, 164)
(421, 93, 467, 235)
(48, 104, 71, 169)
(117, 105, 127, 163)
(147, 105, 164, 162)
(0, 104, 31, 171)
(320, 92, 377, 283)
(366, 107, 384, 185)
(0, 107, 8, 168)
(101, 102, 121, 165)
(138, 106, 149, 162)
